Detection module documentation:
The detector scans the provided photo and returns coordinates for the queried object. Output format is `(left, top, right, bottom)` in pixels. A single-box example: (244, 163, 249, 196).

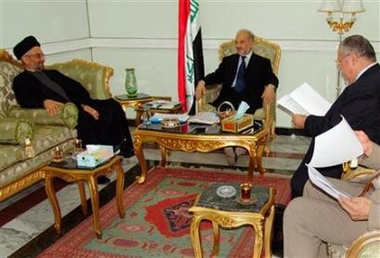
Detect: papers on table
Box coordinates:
(307, 116, 363, 199)
(188, 112, 220, 125)
(150, 113, 189, 123)
(277, 82, 332, 116)
(309, 116, 363, 167)
(307, 164, 353, 199)
(143, 100, 181, 110)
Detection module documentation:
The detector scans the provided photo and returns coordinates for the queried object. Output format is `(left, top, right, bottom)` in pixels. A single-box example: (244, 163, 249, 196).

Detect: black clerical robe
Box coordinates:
(12, 70, 133, 151)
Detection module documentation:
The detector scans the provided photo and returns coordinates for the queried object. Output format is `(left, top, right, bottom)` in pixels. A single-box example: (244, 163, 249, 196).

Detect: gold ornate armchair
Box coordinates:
(196, 36, 281, 138)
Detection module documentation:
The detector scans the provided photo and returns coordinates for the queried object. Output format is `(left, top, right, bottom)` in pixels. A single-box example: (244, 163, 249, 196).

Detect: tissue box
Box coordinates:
(221, 114, 254, 133)
(76, 145, 114, 168)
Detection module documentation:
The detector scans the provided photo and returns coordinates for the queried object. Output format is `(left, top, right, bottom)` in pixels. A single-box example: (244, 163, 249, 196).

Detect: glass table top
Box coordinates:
(136, 120, 263, 136)
(195, 182, 271, 213)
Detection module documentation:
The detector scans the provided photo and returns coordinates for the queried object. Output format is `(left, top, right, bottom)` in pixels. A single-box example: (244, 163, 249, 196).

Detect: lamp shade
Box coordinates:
(318, 0, 342, 12)
(342, 0, 365, 13)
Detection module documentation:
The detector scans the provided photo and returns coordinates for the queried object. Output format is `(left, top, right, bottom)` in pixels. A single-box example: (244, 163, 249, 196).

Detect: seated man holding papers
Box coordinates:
(289, 35, 380, 198)
(284, 130, 380, 257)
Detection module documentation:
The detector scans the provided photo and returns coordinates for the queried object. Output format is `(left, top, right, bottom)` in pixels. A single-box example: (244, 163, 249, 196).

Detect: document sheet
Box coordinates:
(307, 164, 353, 199)
(309, 116, 363, 167)
(277, 82, 332, 116)
(307, 116, 363, 199)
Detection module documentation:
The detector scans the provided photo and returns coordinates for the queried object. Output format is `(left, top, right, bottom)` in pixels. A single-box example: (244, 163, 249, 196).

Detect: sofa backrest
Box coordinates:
(47, 59, 114, 100)
(0, 50, 23, 118)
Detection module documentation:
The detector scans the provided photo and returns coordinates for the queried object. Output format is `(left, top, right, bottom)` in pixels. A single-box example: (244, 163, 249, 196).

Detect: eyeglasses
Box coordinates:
(25, 53, 45, 59)
(335, 53, 350, 66)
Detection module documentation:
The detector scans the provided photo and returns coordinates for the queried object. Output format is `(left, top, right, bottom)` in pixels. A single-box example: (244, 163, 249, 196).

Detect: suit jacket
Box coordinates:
(202, 53, 279, 113)
(304, 63, 380, 144)
(291, 64, 380, 197)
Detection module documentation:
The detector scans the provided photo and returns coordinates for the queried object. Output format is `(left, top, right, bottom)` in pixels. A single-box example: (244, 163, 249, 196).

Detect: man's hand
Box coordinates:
(43, 99, 64, 116)
(355, 130, 373, 157)
(261, 85, 276, 104)
(82, 104, 100, 120)
(195, 80, 206, 101)
(292, 114, 307, 129)
(339, 196, 372, 221)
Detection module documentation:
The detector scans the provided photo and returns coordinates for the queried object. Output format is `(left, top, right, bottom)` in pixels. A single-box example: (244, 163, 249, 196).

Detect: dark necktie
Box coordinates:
(235, 56, 246, 92)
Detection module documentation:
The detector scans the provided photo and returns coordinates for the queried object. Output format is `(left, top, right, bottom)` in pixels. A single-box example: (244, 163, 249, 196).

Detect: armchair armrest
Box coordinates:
(346, 230, 380, 257)
(8, 102, 78, 129)
(0, 117, 34, 145)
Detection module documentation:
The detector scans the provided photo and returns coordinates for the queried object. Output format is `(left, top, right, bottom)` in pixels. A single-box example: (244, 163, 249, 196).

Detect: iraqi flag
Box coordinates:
(178, 0, 204, 114)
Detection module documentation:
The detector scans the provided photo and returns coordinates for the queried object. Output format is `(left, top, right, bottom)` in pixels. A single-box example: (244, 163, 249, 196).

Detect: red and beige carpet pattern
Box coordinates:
(38, 166, 290, 257)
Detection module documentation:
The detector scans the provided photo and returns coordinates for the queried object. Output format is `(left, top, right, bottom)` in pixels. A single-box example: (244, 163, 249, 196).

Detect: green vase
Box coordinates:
(125, 68, 138, 98)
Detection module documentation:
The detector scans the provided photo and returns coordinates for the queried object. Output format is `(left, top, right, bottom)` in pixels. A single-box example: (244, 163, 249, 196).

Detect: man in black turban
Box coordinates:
(13, 36, 41, 60)
(12, 36, 135, 184)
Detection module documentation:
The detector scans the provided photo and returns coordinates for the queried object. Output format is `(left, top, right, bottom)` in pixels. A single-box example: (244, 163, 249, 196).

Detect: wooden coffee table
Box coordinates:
(133, 123, 269, 183)
(189, 183, 275, 258)
(41, 155, 125, 239)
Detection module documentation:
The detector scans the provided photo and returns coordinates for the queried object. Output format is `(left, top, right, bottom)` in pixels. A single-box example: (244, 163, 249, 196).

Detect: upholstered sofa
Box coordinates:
(0, 49, 114, 202)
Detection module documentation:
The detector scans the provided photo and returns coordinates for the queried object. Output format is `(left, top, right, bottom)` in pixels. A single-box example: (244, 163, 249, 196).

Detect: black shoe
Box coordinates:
(97, 176, 110, 184)
(122, 149, 134, 158)
(119, 140, 134, 158)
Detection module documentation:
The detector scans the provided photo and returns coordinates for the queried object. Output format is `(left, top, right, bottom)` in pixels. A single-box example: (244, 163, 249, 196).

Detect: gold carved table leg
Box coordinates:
(133, 136, 148, 183)
(77, 181, 88, 215)
(212, 220, 220, 255)
(44, 176, 62, 234)
(114, 161, 126, 218)
(264, 205, 275, 257)
(251, 221, 264, 258)
(87, 176, 102, 238)
(190, 214, 204, 258)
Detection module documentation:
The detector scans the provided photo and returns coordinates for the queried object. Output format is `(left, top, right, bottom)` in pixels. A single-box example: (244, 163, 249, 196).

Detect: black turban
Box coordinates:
(13, 36, 41, 60)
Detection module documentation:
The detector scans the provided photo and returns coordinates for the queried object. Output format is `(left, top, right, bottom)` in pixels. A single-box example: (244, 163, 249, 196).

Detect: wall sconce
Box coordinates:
(318, 0, 365, 35)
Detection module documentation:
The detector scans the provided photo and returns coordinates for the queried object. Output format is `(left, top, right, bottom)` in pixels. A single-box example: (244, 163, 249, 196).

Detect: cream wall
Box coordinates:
(1, 0, 379, 128)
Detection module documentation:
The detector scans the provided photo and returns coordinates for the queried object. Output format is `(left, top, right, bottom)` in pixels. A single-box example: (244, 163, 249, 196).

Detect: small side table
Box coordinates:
(42, 155, 125, 239)
(189, 183, 275, 258)
(115, 93, 180, 125)
(135, 102, 183, 125)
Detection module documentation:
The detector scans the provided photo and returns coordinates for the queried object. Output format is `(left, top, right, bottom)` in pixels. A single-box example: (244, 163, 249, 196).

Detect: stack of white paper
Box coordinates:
(188, 112, 220, 125)
(307, 116, 364, 199)
(307, 164, 353, 199)
(277, 82, 332, 116)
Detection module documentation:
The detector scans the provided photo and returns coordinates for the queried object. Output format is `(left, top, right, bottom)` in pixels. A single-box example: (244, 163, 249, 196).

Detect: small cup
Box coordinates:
(240, 183, 253, 200)
(74, 139, 83, 153)
(52, 146, 64, 162)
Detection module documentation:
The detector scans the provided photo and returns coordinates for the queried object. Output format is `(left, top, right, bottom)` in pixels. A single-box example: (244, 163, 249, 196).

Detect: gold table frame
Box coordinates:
(42, 155, 125, 239)
(189, 187, 275, 258)
(133, 126, 269, 183)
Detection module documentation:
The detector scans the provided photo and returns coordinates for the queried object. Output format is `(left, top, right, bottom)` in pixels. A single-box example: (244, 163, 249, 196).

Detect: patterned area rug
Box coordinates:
(38, 166, 290, 257)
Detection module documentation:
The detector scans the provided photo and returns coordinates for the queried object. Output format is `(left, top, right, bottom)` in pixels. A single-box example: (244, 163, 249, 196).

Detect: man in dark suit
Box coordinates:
(195, 29, 279, 164)
(291, 34, 380, 198)
(196, 29, 278, 114)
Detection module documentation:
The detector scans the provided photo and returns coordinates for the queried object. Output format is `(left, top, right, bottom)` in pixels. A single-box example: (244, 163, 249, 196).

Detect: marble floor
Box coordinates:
(0, 134, 310, 258)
